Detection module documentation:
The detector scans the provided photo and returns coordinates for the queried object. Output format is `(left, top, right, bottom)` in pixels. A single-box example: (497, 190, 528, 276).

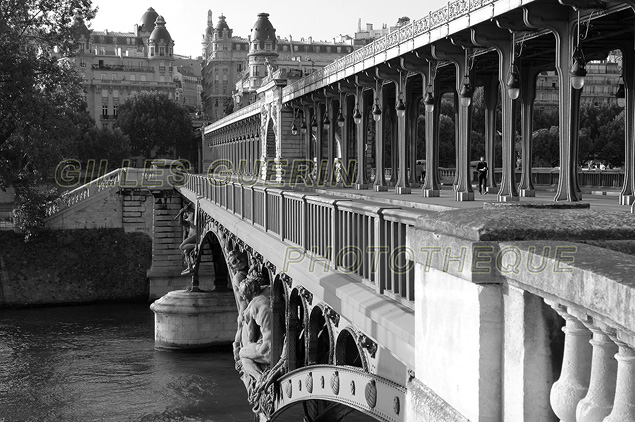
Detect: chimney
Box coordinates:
(358, 18, 361, 32)
(367, 23, 373, 31)
(308, 36, 312, 44)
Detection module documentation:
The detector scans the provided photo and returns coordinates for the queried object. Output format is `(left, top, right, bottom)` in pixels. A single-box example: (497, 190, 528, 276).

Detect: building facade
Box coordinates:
(72, 7, 177, 129)
(201, 12, 355, 119)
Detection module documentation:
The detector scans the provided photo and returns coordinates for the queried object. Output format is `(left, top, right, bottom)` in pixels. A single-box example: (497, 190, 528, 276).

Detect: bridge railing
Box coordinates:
(282, 0, 501, 100)
(45, 168, 129, 217)
(184, 175, 423, 306)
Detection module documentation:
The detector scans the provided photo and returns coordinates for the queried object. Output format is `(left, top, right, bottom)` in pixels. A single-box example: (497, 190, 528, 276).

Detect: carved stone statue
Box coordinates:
(226, 246, 250, 360)
(175, 205, 197, 275)
(237, 266, 272, 380)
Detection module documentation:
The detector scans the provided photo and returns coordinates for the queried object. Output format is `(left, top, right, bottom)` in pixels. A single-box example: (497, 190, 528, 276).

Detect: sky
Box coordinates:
(89, 0, 448, 59)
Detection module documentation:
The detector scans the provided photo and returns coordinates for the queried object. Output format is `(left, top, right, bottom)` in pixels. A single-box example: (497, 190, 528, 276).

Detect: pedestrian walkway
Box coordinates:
(315, 184, 631, 213)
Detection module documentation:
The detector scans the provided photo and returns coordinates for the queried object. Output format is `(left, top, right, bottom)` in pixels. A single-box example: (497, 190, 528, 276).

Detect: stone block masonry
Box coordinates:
(46, 188, 154, 238)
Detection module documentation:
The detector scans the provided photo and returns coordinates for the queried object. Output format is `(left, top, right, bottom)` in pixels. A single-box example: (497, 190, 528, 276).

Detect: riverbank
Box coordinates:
(0, 229, 151, 308)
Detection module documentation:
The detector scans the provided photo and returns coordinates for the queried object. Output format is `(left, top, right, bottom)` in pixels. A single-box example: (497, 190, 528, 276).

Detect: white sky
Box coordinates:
(89, 0, 449, 59)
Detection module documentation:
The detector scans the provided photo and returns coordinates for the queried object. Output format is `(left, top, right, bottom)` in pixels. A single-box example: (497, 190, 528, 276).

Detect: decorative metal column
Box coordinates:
(432, 41, 474, 201)
(524, 7, 583, 201)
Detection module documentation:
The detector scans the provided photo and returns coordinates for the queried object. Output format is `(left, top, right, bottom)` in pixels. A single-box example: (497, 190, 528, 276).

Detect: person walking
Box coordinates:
(477, 156, 488, 194)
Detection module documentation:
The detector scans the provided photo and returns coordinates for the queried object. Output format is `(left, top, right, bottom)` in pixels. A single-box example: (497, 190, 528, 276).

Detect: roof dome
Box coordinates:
(149, 15, 172, 44)
(139, 7, 159, 32)
(215, 14, 229, 33)
(251, 13, 276, 42)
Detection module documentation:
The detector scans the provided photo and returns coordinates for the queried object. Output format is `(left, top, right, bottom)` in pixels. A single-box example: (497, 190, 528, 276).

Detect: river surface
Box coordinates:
(0, 303, 255, 422)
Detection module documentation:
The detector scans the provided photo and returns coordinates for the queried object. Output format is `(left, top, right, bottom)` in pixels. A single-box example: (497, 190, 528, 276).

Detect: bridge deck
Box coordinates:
(314, 185, 630, 213)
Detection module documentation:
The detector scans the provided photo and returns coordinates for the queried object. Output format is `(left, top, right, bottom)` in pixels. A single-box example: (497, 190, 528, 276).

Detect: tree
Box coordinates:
(0, 0, 97, 190)
(115, 92, 193, 158)
(396, 17, 411, 26)
(532, 126, 560, 167)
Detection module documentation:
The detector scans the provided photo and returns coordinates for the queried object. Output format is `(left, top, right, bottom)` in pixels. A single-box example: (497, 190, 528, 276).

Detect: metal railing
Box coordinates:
(184, 175, 422, 306)
(282, 0, 505, 99)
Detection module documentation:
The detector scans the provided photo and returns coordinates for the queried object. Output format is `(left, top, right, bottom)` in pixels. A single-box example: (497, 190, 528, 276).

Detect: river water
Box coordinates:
(0, 303, 255, 422)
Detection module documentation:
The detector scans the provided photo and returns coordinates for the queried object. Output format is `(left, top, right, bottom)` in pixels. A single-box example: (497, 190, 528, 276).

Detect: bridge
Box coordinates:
(45, 0, 635, 421)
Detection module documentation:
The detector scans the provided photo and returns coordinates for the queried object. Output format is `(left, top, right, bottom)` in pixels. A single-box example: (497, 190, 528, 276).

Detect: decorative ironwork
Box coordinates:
(280, 273, 292, 287)
(365, 380, 377, 409)
(298, 286, 313, 305)
(358, 334, 378, 358)
(323, 306, 340, 327)
(330, 371, 340, 395)
(265, 261, 276, 274)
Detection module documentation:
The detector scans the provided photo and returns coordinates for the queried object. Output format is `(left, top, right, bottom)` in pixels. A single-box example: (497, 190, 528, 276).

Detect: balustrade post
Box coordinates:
(279, 192, 285, 242)
(547, 303, 592, 422)
(263, 188, 269, 232)
(603, 341, 635, 422)
(575, 325, 618, 422)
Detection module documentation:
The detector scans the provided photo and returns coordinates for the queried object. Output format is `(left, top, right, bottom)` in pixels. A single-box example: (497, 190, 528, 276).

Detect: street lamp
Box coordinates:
(424, 61, 435, 113)
(570, 11, 587, 90)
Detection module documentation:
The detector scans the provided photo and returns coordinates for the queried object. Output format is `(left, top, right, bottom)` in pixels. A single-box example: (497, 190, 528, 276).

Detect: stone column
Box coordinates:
(575, 325, 618, 422)
(603, 341, 635, 422)
(548, 303, 592, 422)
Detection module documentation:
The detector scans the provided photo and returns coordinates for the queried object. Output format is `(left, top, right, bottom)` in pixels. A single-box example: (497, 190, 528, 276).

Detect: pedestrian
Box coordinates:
(477, 156, 488, 194)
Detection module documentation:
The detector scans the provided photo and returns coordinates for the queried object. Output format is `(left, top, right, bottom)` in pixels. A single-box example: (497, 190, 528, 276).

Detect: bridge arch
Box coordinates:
(270, 275, 287, 363)
(308, 304, 333, 365)
(288, 287, 308, 370)
(193, 225, 230, 291)
(335, 327, 367, 370)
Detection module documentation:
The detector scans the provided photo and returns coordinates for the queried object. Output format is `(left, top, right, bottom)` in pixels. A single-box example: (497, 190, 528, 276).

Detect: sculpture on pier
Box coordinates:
(226, 246, 250, 361)
(175, 204, 197, 275)
(236, 265, 272, 379)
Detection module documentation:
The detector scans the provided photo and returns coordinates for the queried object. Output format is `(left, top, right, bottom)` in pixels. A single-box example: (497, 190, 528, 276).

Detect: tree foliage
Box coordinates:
(115, 92, 193, 158)
(396, 17, 411, 26)
(0, 0, 97, 190)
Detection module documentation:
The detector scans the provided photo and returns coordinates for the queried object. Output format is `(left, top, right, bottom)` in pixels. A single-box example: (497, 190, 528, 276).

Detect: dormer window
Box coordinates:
(150, 46, 155, 57)
(159, 46, 165, 56)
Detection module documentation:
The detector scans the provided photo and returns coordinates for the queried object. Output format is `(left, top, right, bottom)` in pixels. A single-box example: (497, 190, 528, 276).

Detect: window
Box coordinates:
(113, 105, 118, 116)
(80, 59, 86, 68)
(101, 89, 108, 97)
(337, 46, 341, 53)
(141, 74, 146, 81)
(102, 105, 108, 116)
(130, 74, 136, 81)
(112, 73, 117, 80)
(150, 46, 155, 57)
(113, 90, 119, 98)
(159, 46, 165, 56)
(159, 61, 165, 71)
(101, 73, 106, 80)
(237, 63, 242, 72)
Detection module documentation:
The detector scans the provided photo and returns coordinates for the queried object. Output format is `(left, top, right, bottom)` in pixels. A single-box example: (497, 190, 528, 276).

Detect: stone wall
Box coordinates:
(46, 188, 154, 237)
(0, 229, 151, 307)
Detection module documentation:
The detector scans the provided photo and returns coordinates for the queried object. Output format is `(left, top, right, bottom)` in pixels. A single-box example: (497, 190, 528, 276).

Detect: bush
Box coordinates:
(13, 185, 59, 242)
